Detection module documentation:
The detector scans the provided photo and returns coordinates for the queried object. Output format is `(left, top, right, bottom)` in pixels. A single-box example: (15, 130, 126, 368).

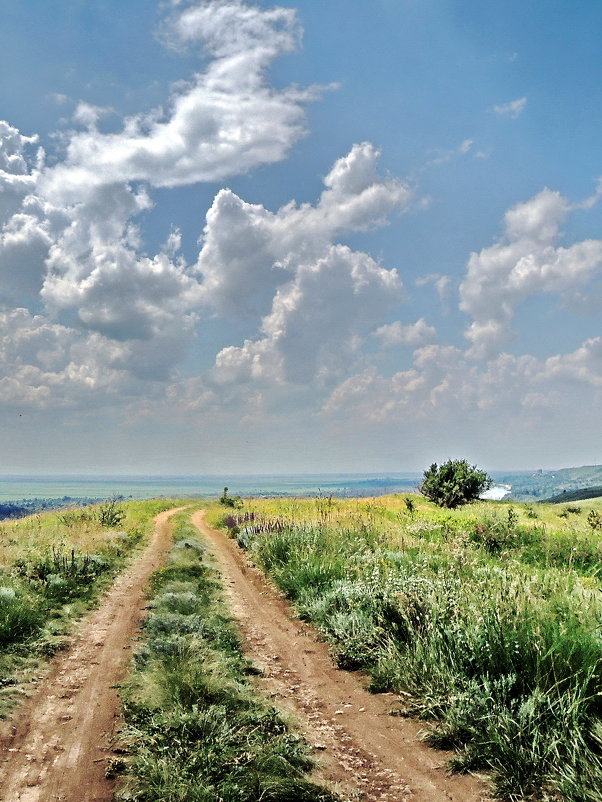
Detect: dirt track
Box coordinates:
(193, 510, 490, 802)
(0, 506, 185, 802)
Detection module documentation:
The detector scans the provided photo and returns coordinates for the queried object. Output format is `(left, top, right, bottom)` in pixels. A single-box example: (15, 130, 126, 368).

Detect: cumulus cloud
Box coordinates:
(493, 97, 527, 118)
(39, 182, 201, 347)
(542, 337, 602, 387)
(196, 142, 411, 317)
(41, 0, 317, 200)
(0, 122, 42, 222)
(0, 309, 132, 408)
(0, 117, 411, 405)
(162, 0, 300, 59)
(320, 340, 592, 426)
(459, 188, 602, 357)
(0, 0, 342, 403)
(72, 102, 114, 129)
(212, 245, 403, 388)
(0, 0, 420, 416)
(373, 318, 436, 348)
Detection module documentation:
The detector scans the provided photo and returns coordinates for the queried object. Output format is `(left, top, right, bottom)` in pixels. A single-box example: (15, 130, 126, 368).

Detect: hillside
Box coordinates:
(497, 464, 602, 501)
(543, 485, 602, 504)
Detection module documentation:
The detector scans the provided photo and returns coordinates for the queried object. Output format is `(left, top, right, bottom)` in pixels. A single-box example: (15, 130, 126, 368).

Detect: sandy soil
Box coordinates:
(193, 510, 491, 802)
(0, 506, 186, 802)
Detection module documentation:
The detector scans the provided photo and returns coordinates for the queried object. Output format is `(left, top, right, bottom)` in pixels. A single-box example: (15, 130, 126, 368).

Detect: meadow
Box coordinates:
(0, 497, 178, 715)
(211, 494, 602, 802)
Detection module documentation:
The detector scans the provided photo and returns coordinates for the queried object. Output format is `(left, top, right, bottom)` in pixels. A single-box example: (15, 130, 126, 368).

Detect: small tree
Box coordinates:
(219, 487, 242, 508)
(420, 459, 492, 509)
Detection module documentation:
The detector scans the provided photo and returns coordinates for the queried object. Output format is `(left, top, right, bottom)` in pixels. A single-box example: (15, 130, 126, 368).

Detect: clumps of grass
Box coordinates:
(0, 498, 175, 716)
(0, 586, 44, 647)
(232, 503, 602, 802)
(15, 547, 111, 602)
(117, 516, 340, 802)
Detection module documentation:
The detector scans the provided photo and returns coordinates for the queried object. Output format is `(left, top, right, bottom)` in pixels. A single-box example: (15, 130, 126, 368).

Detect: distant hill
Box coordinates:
(542, 486, 602, 504)
(0, 497, 100, 521)
(495, 465, 602, 502)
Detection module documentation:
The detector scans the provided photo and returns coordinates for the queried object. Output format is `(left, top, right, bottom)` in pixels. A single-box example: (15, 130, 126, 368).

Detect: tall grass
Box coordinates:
(217, 496, 602, 801)
(0, 498, 177, 716)
(117, 515, 340, 802)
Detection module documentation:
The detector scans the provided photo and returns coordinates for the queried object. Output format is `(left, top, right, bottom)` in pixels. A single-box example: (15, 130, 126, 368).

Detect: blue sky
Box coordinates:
(1, 0, 602, 475)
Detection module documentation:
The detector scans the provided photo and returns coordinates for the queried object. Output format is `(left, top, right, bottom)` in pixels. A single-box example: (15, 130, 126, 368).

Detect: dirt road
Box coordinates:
(193, 511, 490, 802)
(0, 506, 185, 802)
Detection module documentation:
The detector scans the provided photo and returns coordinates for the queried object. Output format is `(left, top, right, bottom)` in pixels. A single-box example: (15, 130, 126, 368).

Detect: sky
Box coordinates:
(1, 0, 602, 475)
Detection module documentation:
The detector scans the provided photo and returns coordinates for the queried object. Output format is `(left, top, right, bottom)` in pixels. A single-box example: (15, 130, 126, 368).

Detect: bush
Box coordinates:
(420, 459, 492, 509)
(96, 497, 125, 528)
(218, 487, 242, 509)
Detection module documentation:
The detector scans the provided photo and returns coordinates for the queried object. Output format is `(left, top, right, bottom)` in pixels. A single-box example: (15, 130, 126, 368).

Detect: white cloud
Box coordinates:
(212, 244, 403, 388)
(0, 2, 417, 416)
(425, 138, 475, 168)
(493, 97, 527, 118)
(416, 272, 453, 307)
(0, 309, 131, 408)
(0, 211, 54, 301)
(373, 318, 436, 348)
(459, 188, 602, 357)
(320, 340, 596, 427)
(196, 142, 412, 317)
(162, 0, 300, 60)
(0, 122, 42, 222)
(72, 102, 114, 129)
(40, 1, 317, 199)
(541, 337, 602, 387)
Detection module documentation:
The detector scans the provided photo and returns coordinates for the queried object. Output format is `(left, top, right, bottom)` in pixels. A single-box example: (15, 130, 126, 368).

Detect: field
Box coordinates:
(1, 492, 601, 801)
(210, 494, 602, 802)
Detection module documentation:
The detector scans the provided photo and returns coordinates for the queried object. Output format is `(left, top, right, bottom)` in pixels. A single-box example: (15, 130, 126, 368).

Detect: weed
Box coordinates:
(96, 497, 126, 528)
(404, 496, 416, 516)
(587, 509, 602, 531)
(0, 498, 177, 715)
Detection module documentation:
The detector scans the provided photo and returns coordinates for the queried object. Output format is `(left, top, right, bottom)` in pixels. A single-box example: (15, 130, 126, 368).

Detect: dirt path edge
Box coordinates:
(193, 510, 491, 802)
(0, 505, 187, 802)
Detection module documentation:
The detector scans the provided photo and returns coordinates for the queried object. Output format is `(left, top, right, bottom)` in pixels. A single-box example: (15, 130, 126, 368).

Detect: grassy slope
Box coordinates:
(543, 487, 602, 503)
(210, 494, 602, 802)
(504, 464, 602, 501)
(0, 498, 180, 716)
(116, 512, 339, 802)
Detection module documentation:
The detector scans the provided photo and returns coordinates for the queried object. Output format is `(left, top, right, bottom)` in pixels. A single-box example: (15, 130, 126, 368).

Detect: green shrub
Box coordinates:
(420, 459, 492, 508)
(96, 497, 126, 528)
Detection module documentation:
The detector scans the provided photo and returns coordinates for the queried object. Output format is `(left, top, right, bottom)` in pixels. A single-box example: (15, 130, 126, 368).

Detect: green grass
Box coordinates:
(0, 498, 179, 716)
(213, 495, 602, 802)
(116, 513, 340, 802)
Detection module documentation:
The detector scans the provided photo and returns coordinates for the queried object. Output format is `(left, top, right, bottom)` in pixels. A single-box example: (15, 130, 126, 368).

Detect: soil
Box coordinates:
(193, 510, 492, 802)
(0, 506, 186, 802)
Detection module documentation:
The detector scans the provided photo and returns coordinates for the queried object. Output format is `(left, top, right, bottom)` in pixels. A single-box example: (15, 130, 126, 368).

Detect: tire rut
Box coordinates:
(193, 510, 491, 802)
(0, 506, 187, 802)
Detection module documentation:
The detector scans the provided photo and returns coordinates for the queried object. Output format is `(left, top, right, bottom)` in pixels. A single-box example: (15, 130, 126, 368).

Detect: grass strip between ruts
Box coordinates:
(116, 513, 340, 802)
